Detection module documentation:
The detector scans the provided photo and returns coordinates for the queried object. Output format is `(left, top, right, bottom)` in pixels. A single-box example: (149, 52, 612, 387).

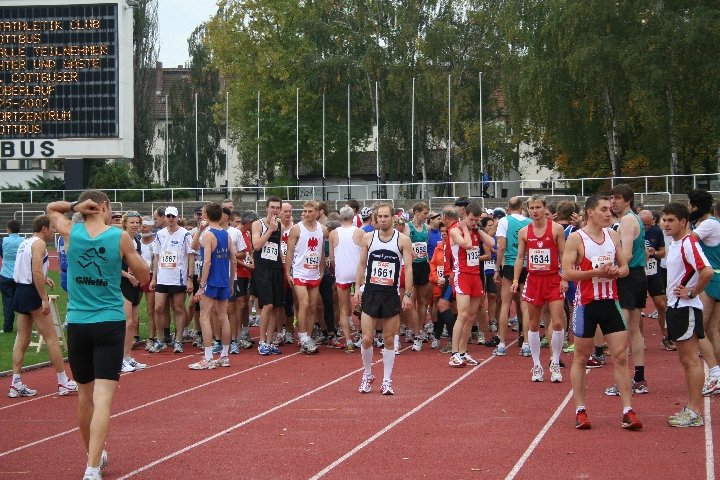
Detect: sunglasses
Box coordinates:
(166, 214, 177, 218)
(126, 211, 141, 218)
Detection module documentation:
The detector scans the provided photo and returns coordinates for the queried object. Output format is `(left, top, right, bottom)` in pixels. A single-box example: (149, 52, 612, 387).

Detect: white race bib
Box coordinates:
(412, 242, 428, 260)
(466, 247, 480, 267)
(159, 250, 178, 269)
(304, 251, 320, 270)
(529, 248, 551, 271)
(370, 261, 396, 285)
(261, 243, 278, 261)
(485, 259, 496, 272)
(281, 241, 288, 261)
(194, 259, 203, 274)
(437, 265, 445, 278)
(645, 257, 658, 276)
(243, 254, 253, 266)
(591, 253, 613, 269)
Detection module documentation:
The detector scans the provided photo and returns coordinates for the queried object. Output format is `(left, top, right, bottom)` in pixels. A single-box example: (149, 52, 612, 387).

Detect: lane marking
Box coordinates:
(310, 352, 500, 479)
(118, 347, 412, 479)
(0, 352, 298, 457)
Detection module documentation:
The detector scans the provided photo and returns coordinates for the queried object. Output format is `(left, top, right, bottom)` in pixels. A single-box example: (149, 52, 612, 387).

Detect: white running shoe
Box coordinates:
(476, 332, 486, 345)
(411, 338, 422, 352)
(100, 450, 109, 470)
(359, 372, 375, 393)
(128, 358, 147, 370)
(58, 380, 78, 396)
(8, 382, 36, 398)
(550, 363, 562, 383)
(121, 360, 136, 373)
(381, 379, 395, 395)
(531, 364, 544, 382)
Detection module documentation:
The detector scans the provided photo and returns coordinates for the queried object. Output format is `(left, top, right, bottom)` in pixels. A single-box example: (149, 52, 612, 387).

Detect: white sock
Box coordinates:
(498, 342, 506, 350)
(551, 330, 564, 364)
(709, 366, 720, 378)
(361, 345, 373, 375)
(57, 372, 68, 385)
(12, 374, 21, 384)
(123, 355, 131, 363)
(221, 345, 229, 357)
(299, 332, 308, 343)
(576, 405, 586, 413)
(394, 335, 400, 350)
(204, 347, 213, 361)
(382, 348, 396, 382)
(84, 467, 100, 476)
(528, 331, 541, 366)
(623, 406, 632, 414)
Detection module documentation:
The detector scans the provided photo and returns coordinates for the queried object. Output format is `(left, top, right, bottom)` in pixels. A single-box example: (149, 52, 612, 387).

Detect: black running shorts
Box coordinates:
(617, 267, 648, 310)
(412, 261, 430, 286)
(253, 267, 285, 308)
(572, 299, 626, 339)
(67, 321, 126, 383)
(361, 290, 401, 319)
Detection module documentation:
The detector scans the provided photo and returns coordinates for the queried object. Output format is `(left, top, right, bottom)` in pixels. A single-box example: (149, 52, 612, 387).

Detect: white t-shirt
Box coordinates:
(495, 213, 526, 238)
(227, 226, 247, 253)
(666, 234, 710, 309)
(153, 227, 194, 285)
(693, 218, 720, 247)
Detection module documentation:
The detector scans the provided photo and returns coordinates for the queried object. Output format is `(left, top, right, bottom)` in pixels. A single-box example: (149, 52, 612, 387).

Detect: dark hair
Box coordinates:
(454, 197, 470, 207)
(555, 201, 575, 221)
(266, 196, 282, 207)
(662, 202, 690, 222)
(466, 202, 482, 217)
(241, 210, 259, 224)
(413, 201, 428, 213)
(78, 190, 110, 208)
(154, 206, 166, 216)
(222, 207, 232, 217)
(610, 183, 634, 204)
(688, 189, 714, 214)
(318, 201, 329, 216)
(480, 217, 494, 228)
(205, 202, 222, 222)
(6, 220, 20, 233)
(32, 214, 50, 232)
(231, 211, 241, 219)
(584, 195, 609, 212)
(346, 199, 360, 213)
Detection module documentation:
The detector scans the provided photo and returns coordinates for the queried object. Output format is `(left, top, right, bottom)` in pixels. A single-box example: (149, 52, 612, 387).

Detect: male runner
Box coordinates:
(48, 192, 150, 480)
(662, 202, 712, 427)
(608, 184, 648, 395)
(285, 200, 327, 354)
(563, 195, 642, 430)
(9, 215, 77, 398)
(639, 209, 671, 349)
(404, 201, 431, 351)
(354, 203, 414, 394)
(279, 202, 296, 345)
(512, 195, 567, 382)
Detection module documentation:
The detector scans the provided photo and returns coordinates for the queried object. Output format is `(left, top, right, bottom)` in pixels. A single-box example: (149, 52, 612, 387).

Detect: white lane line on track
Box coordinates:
(309, 351, 502, 479)
(0, 352, 299, 458)
(705, 364, 715, 480)
(0, 355, 192, 412)
(504, 388, 574, 480)
(117, 346, 413, 479)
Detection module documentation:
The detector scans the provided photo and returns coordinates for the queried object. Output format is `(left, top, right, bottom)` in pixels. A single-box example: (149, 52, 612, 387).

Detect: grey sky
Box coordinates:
(157, 0, 218, 68)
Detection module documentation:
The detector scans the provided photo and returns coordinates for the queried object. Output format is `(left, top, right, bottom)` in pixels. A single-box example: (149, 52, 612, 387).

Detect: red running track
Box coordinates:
(0, 315, 717, 480)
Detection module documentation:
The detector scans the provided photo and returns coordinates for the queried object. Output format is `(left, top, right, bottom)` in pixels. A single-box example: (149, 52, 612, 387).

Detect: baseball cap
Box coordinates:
(111, 211, 122, 219)
(454, 198, 470, 207)
(165, 206, 179, 217)
(360, 207, 372, 220)
(492, 208, 506, 219)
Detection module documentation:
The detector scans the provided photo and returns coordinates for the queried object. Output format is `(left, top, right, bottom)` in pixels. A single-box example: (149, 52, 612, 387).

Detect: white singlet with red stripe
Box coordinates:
(451, 227, 481, 276)
(574, 228, 617, 305)
(291, 222, 323, 281)
(334, 225, 361, 284)
(280, 223, 293, 264)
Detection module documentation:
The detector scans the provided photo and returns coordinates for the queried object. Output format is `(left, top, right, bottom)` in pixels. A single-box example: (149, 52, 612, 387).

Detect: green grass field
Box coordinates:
(0, 270, 154, 374)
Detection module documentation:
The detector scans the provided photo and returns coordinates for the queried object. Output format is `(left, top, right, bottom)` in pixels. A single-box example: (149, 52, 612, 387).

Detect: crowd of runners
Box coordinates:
(1, 186, 719, 478)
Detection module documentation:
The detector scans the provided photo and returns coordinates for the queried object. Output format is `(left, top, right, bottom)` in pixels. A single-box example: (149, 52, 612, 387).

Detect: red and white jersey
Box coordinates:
(291, 222, 323, 281)
(280, 223, 293, 264)
(666, 234, 711, 309)
(451, 226, 481, 276)
(237, 229, 253, 279)
(526, 221, 559, 275)
(574, 228, 617, 305)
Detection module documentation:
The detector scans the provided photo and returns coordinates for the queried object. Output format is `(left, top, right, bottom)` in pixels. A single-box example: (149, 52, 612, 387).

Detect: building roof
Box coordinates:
(150, 62, 191, 121)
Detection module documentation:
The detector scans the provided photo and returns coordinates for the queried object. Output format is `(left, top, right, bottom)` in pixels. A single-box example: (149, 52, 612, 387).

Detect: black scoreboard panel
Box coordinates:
(0, 3, 119, 138)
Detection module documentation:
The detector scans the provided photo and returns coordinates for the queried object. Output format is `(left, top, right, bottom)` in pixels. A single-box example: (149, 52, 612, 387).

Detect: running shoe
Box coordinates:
(484, 335, 500, 347)
(399, 324, 406, 336)
(394, 343, 401, 355)
(508, 316, 519, 332)
(192, 337, 203, 349)
(58, 380, 78, 396)
(640, 311, 646, 318)
(702, 376, 720, 396)
(301, 339, 318, 354)
(668, 407, 704, 427)
(411, 338, 422, 352)
(258, 342, 271, 356)
(462, 353, 480, 366)
(492, 345, 507, 356)
(519, 344, 531, 357)
(359, 372, 375, 393)
(229, 341, 240, 355)
(345, 343, 355, 354)
(269, 343, 282, 355)
(273, 332, 283, 346)
(540, 336, 549, 348)
(476, 331, 486, 345)
(575, 409, 591, 430)
(605, 384, 621, 396)
(648, 310, 659, 319)
(216, 356, 230, 368)
(240, 332, 255, 345)
(188, 358, 217, 370)
(121, 360, 136, 373)
(144, 338, 154, 351)
(283, 331, 295, 345)
(632, 379, 649, 394)
(173, 341, 184, 354)
(82, 472, 102, 480)
(237, 337, 253, 349)
(431, 336, 439, 349)
(248, 315, 259, 327)
(489, 319, 498, 333)
(404, 329, 414, 343)
(100, 450, 108, 470)
(661, 337, 676, 351)
(548, 363, 561, 383)
(586, 355, 604, 368)
(373, 333, 384, 348)
(531, 364, 544, 382)
(131, 337, 144, 349)
(562, 341, 575, 353)
(440, 342, 453, 354)
(381, 379, 395, 395)
(212, 341, 222, 355)
(621, 409, 643, 430)
(148, 341, 167, 353)
(449, 352, 465, 367)
(328, 336, 344, 349)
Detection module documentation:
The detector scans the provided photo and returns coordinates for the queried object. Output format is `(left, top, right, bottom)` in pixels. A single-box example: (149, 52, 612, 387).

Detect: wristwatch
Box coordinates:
(70, 200, 79, 212)
(688, 290, 695, 299)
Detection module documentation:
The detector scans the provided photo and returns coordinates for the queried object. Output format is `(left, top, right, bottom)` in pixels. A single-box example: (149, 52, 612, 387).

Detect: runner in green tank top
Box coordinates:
(404, 202, 431, 352)
(48, 191, 150, 480)
(610, 184, 649, 395)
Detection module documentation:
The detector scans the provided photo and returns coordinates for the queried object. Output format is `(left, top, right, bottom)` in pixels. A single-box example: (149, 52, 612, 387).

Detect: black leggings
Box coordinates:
(433, 309, 457, 339)
(319, 274, 336, 334)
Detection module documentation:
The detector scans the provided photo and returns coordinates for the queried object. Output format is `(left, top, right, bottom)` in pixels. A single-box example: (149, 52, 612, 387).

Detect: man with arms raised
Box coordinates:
(562, 195, 642, 430)
(662, 202, 713, 426)
(607, 184, 648, 395)
(354, 203, 414, 394)
(9, 215, 77, 398)
(285, 200, 327, 354)
(513, 195, 568, 382)
(48, 192, 150, 480)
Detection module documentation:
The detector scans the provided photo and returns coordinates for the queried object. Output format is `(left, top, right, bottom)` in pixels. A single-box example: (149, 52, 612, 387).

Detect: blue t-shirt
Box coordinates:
(0, 233, 23, 279)
(428, 228, 442, 259)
